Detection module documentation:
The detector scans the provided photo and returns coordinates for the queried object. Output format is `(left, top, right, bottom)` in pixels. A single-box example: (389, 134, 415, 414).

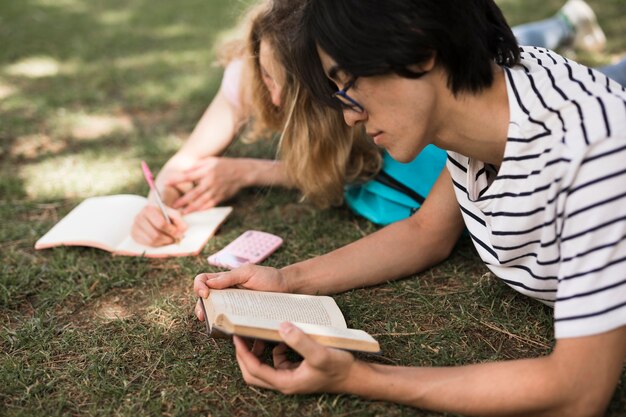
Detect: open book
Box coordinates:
(35, 194, 232, 257)
(199, 289, 380, 353)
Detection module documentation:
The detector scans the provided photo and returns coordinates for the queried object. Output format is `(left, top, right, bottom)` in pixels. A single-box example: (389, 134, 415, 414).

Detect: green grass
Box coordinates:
(1, 0, 625, 416)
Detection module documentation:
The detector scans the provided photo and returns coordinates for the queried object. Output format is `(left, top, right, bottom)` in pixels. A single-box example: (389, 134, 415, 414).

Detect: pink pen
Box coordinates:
(141, 160, 172, 225)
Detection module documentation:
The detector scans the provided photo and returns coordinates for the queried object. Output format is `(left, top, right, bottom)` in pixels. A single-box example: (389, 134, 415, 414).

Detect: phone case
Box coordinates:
(207, 230, 283, 269)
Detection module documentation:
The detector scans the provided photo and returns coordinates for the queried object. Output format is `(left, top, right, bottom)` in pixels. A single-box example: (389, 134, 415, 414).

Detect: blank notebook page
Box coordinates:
(36, 195, 146, 250)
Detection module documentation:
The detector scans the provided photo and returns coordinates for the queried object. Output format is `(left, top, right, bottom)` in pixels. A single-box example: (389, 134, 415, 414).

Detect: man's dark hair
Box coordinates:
(293, 0, 520, 108)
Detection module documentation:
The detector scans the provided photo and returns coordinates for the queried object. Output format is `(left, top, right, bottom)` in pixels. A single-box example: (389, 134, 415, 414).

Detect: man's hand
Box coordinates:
(234, 322, 356, 394)
(193, 265, 291, 321)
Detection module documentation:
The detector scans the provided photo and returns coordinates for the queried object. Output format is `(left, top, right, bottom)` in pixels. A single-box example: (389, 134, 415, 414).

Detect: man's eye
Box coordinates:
(345, 78, 357, 90)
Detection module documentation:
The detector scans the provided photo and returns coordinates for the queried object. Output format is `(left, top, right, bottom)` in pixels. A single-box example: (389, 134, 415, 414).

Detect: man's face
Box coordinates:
(317, 46, 441, 163)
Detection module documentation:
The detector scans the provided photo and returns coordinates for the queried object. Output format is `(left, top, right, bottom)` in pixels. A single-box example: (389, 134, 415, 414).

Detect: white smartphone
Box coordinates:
(207, 230, 283, 269)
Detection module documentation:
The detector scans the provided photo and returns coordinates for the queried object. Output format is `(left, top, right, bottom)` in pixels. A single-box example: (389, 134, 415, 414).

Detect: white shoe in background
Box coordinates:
(559, 0, 606, 52)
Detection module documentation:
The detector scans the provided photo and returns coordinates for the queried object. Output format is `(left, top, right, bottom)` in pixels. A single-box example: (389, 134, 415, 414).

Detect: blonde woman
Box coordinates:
(131, 1, 446, 246)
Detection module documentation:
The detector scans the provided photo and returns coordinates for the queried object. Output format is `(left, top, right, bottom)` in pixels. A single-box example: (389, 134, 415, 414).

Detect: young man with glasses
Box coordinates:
(194, 0, 626, 414)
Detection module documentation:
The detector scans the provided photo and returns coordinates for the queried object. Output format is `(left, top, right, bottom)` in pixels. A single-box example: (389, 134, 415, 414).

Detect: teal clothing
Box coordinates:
(344, 145, 447, 225)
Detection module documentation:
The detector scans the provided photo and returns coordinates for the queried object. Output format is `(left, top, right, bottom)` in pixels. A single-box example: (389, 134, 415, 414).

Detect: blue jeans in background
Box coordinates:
(513, 17, 626, 87)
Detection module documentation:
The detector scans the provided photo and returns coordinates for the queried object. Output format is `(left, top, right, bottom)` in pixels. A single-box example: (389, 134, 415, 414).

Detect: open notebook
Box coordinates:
(35, 194, 232, 257)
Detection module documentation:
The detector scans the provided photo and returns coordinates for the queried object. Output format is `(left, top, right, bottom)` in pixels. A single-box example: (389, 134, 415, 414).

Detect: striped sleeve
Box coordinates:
(554, 137, 626, 338)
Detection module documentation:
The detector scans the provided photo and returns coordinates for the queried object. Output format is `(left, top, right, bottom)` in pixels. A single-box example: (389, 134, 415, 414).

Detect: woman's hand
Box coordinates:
(193, 265, 291, 321)
(130, 204, 187, 247)
(167, 156, 250, 214)
(234, 322, 356, 394)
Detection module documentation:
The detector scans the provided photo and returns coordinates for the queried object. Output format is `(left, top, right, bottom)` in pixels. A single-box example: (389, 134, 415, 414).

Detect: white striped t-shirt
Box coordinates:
(447, 46, 626, 339)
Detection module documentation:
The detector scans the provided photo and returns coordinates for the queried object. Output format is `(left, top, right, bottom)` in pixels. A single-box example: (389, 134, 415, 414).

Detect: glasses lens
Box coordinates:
(332, 92, 362, 112)
(334, 94, 353, 108)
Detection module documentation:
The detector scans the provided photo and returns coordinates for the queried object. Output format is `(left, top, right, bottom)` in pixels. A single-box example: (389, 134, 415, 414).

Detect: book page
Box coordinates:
(35, 195, 147, 251)
(115, 206, 232, 256)
(224, 315, 376, 344)
(209, 289, 347, 329)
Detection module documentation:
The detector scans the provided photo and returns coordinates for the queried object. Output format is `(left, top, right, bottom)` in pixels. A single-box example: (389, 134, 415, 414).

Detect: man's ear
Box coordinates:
(422, 53, 436, 72)
(408, 52, 436, 73)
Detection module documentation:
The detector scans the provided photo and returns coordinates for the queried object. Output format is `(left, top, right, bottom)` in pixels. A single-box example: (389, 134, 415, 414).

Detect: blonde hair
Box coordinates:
(279, 86, 381, 207)
(216, 0, 382, 207)
(215, 2, 283, 140)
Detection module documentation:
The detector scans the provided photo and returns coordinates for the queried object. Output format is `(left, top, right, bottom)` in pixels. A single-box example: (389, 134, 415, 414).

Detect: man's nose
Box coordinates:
(342, 108, 367, 127)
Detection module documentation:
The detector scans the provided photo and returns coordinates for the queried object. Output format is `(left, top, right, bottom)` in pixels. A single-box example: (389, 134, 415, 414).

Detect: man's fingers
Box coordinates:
(194, 299, 205, 321)
(236, 357, 274, 389)
(193, 273, 221, 298)
(203, 269, 250, 289)
(278, 323, 328, 368)
(194, 274, 209, 298)
(273, 343, 300, 370)
(234, 336, 288, 390)
(251, 339, 266, 357)
(193, 270, 251, 296)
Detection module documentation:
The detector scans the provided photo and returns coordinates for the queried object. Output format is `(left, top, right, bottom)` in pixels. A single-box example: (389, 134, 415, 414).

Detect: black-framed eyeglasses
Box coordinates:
(331, 78, 365, 113)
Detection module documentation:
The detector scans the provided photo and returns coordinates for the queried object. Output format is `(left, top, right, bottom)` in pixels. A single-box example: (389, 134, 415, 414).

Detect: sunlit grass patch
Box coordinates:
(149, 23, 197, 40)
(145, 298, 184, 331)
(21, 152, 142, 199)
(126, 75, 208, 108)
(9, 134, 64, 159)
(94, 300, 133, 322)
(64, 112, 135, 141)
(5, 56, 61, 79)
(97, 9, 133, 26)
(0, 80, 18, 100)
(33, 0, 86, 10)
